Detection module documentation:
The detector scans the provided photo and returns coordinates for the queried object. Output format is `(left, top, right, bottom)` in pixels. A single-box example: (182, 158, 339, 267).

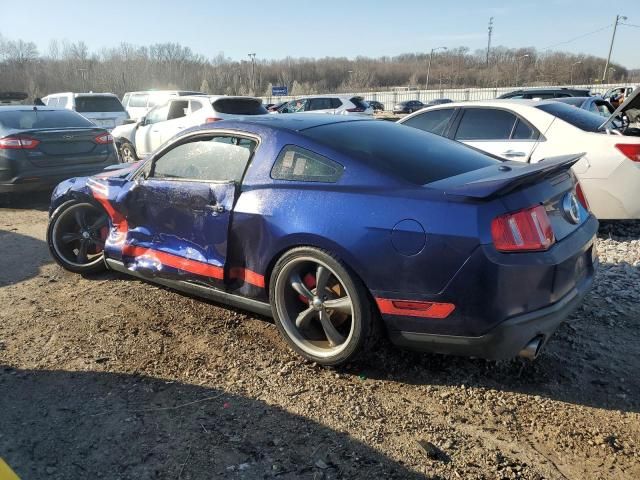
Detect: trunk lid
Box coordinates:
(15, 128, 112, 167)
(426, 154, 588, 242)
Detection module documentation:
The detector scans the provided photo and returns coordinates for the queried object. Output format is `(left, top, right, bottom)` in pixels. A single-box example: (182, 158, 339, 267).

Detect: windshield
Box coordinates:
(0, 109, 95, 131)
(536, 102, 607, 132)
(302, 120, 499, 185)
(75, 96, 125, 113)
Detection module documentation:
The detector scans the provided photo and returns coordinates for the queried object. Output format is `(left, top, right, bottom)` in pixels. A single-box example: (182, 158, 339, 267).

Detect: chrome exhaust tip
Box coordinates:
(518, 336, 544, 360)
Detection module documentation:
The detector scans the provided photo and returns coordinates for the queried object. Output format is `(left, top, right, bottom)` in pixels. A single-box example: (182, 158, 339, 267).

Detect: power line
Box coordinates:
(541, 23, 613, 51)
(620, 22, 640, 28)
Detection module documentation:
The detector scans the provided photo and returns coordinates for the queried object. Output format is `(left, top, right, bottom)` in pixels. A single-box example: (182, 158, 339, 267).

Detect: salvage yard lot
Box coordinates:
(1, 196, 639, 479)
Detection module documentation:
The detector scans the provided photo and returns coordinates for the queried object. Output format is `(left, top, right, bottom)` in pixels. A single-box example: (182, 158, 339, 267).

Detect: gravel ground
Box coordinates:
(0, 195, 639, 480)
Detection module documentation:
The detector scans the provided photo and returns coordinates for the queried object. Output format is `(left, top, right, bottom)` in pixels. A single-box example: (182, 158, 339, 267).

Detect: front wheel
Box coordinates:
(47, 200, 109, 274)
(270, 247, 378, 366)
(119, 141, 138, 163)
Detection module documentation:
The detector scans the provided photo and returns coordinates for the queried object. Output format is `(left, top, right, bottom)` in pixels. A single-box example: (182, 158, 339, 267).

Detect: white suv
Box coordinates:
(112, 95, 267, 161)
(278, 95, 373, 115)
(121, 90, 204, 120)
(42, 92, 128, 129)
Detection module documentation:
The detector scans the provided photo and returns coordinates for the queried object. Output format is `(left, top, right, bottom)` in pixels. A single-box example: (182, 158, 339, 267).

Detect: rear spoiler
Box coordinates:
(426, 153, 584, 199)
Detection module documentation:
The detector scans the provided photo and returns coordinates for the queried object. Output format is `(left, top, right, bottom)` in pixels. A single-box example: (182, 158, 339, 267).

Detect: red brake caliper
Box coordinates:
(298, 273, 316, 304)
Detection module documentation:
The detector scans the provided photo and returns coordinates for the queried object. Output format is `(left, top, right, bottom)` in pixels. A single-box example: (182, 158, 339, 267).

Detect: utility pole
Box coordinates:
(248, 53, 256, 92)
(515, 54, 529, 87)
(602, 15, 627, 82)
(486, 17, 494, 67)
(426, 46, 447, 91)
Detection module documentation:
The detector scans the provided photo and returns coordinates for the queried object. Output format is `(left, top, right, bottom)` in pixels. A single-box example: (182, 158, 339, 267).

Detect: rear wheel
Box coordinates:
(270, 247, 378, 366)
(47, 200, 109, 274)
(119, 141, 138, 163)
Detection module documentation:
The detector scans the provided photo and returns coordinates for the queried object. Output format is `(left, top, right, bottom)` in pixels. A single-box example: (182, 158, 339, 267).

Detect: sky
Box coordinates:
(1, 0, 638, 68)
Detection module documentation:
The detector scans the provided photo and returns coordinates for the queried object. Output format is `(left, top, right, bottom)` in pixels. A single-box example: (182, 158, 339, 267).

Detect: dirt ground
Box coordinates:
(1, 194, 639, 480)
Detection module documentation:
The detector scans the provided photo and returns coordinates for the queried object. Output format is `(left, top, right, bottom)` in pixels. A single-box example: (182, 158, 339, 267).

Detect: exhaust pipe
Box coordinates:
(518, 336, 544, 360)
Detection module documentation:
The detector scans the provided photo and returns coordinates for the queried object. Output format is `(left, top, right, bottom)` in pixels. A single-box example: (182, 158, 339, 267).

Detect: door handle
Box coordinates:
(502, 150, 527, 157)
(205, 204, 225, 214)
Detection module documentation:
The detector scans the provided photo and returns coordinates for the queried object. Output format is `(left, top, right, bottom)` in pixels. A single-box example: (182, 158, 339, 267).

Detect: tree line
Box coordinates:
(0, 32, 635, 100)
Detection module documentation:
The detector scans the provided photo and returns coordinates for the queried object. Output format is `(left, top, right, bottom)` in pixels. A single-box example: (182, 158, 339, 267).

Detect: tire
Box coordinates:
(47, 200, 109, 274)
(408, 108, 414, 114)
(269, 247, 378, 366)
(119, 140, 138, 163)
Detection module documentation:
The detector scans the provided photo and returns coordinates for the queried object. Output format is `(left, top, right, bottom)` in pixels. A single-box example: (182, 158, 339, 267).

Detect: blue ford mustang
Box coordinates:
(47, 115, 598, 365)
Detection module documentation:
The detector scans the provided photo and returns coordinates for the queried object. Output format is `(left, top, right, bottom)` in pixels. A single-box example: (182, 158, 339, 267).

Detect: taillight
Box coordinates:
(94, 133, 113, 144)
(0, 135, 40, 149)
(575, 182, 590, 211)
(615, 143, 640, 162)
(491, 205, 555, 252)
(204, 117, 222, 123)
(346, 108, 365, 112)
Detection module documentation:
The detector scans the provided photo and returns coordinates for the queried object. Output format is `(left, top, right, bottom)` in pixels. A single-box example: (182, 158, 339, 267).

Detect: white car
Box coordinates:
(121, 90, 204, 121)
(277, 95, 373, 115)
(112, 95, 267, 161)
(42, 92, 128, 129)
(398, 92, 640, 220)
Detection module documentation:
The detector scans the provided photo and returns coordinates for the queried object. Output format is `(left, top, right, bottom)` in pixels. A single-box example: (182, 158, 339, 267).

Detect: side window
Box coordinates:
(284, 99, 307, 113)
(455, 108, 517, 141)
(122, 94, 130, 107)
(512, 119, 539, 140)
(190, 100, 203, 113)
(271, 145, 343, 183)
(130, 94, 148, 108)
(47, 97, 59, 107)
(145, 104, 170, 124)
(308, 98, 333, 111)
(167, 100, 188, 120)
(403, 109, 455, 137)
(58, 97, 68, 108)
(331, 98, 343, 108)
(151, 136, 257, 183)
(554, 93, 571, 98)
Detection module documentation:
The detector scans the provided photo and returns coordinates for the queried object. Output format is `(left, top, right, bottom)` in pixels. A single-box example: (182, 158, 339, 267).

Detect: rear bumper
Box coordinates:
(381, 215, 598, 360)
(0, 162, 119, 194)
(388, 270, 593, 360)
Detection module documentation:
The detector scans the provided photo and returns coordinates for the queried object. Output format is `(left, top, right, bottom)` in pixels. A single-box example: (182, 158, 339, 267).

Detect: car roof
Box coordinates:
(0, 106, 59, 112)
(204, 113, 372, 132)
(414, 99, 557, 109)
(44, 92, 119, 98)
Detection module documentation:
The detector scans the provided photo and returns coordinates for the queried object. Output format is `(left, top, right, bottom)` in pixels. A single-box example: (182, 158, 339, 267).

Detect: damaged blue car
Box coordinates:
(47, 115, 597, 365)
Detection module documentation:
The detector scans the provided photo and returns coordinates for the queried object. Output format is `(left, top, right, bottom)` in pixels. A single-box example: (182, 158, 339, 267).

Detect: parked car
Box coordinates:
(367, 100, 385, 112)
(497, 88, 591, 100)
(42, 93, 129, 130)
(398, 92, 640, 219)
(0, 106, 119, 195)
(392, 100, 425, 114)
(46, 114, 597, 365)
(121, 90, 205, 120)
(553, 96, 614, 118)
(425, 98, 453, 107)
(112, 95, 267, 161)
(0, 92, 28, 105)
(278, 96, 373, 115)
(602, 86, 635, 101)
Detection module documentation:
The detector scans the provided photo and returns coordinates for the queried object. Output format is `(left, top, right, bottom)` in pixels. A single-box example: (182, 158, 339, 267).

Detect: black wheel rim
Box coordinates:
(275, 256, 355, 359)
(52, 204, 108, 267)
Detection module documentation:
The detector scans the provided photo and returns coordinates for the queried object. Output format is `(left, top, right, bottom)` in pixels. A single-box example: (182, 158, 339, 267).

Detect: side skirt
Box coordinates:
(105, 258, 273, 318)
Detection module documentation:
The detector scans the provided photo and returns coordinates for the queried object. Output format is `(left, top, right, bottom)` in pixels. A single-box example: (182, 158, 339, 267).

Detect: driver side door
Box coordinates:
(122, 132, 258, 288)
(135, 103, 170, 156)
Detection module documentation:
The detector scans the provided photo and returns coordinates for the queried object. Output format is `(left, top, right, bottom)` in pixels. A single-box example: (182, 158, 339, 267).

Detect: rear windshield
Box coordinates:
(302, 120, 499, 185)
(75, 96, 125, 113)
(0, 109, 95, 130)
(350, 97, 369, 109)
(212, 99, 267, 115)
(536, 102, 604, 132)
